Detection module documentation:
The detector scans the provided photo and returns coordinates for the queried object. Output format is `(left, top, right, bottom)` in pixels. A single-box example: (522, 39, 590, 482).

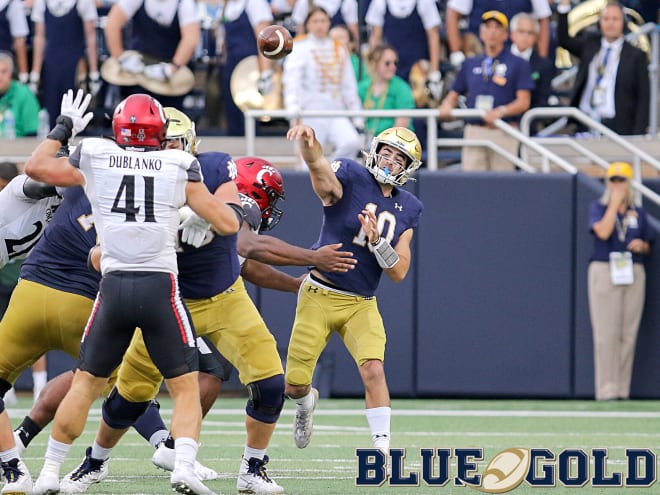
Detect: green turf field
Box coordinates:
(9, 396, 660, 494)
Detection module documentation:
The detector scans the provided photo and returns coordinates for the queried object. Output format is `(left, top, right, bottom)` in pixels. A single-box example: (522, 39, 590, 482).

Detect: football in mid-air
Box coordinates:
(258, 25, 293, 60)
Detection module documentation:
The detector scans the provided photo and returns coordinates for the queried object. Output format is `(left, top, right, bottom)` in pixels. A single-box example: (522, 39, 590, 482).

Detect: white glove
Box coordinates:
(427, 71, 443, 101)
(143, 62, 174, 82)
(28, 71, 40, 94)
(450, 51, 466, 70)
(18, 73, 28, 84)
(180, 210, 211, 248)
(59, 89, 93, 138)
(89, 71, 102, 96)
(257, 70, 274, 95)
(118, 52, 145, 74)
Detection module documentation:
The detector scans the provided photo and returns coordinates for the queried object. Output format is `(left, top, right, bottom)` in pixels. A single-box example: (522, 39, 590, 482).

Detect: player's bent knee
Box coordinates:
(246, 374, 285, 424)
(102, 387, 151, 429)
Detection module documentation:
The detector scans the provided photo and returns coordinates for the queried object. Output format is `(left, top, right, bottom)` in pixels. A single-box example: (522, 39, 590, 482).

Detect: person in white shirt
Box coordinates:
(283, 6, 363, 168)
(0, 0, 30, 79)
(291, 0, 358, 46)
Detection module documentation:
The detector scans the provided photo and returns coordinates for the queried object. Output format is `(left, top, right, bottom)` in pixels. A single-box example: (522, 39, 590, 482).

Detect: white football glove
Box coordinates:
(59, 89, 93, 138)
(450, 51, 466, 70)
(118, 52, 145, 74)
(257, 70, 274, 95)
(143, 62, 174, 82)
(180, 210, 211, 248)
(427, 71, 443, 101)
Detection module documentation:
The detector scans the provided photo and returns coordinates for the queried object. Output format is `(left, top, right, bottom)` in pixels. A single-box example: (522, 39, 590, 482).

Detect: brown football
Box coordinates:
(258, 25, 294, 60)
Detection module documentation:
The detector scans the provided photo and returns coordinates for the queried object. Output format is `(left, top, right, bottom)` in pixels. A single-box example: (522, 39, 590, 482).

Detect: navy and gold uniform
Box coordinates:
(116, 151, 283, 403)
(286, 159, 422, 385)
(0, 186, 98, 385)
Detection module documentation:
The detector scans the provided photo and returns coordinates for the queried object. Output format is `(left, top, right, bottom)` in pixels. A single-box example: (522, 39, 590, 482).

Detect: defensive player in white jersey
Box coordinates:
(25, 89, 242, 495)
(0, 174, 63, 269)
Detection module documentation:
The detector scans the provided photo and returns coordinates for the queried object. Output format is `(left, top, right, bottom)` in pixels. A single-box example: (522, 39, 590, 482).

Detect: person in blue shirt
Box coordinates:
(588, 161, 654, 401)
(439, 10, 534, 171)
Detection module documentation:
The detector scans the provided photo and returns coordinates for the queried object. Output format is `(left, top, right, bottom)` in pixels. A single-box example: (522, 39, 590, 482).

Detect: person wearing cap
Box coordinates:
(445, 0, 551, 70)
(588, 162, 654, 400)
(557, 0, 649, 135)
(438, 10, 534, 171)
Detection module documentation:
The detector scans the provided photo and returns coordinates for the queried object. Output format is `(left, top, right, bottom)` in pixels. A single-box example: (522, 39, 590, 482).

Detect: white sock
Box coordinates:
(365, 407, 391, 451)
(0, 447, 19, 462)
(150, 429, 170, 448)
(293, 390, 315, 410)
(243, 445, 266, 461)
(91, 441, 113, 461)
(174, 437, 198, 470)
(45, 436, 71, 465)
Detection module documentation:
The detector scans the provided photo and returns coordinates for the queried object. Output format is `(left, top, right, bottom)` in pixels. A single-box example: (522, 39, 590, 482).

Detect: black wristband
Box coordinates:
(227, 203, 245, 226)
(46, 115, 74, 146)
(371, 236, 381, 246)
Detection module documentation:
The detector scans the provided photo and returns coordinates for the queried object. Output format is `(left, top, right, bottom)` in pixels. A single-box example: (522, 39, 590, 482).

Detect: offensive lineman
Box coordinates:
(26, 89, 242, 495)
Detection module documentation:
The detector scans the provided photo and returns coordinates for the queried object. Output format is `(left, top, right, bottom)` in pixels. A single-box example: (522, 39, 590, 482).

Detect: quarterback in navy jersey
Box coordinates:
(285, 124, 423, 458)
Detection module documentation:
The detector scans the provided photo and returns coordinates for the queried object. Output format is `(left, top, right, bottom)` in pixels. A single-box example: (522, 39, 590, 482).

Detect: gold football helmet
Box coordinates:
(164, 107, 199, 155)
(365, 127, 422, 186)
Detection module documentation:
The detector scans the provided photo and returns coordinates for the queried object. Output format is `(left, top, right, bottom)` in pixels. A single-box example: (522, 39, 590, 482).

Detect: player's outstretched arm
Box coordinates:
(25, 89, 92, 187)
(238, 228, 356, 272)
(286, 124, 343, 206)
(25, 140, 83, 187)
(241, 258, 302, 293)
(186, 181, 242, 235)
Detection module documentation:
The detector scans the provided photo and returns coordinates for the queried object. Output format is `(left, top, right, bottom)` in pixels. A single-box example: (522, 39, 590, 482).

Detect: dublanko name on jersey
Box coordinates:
(109, 155, 163, 170)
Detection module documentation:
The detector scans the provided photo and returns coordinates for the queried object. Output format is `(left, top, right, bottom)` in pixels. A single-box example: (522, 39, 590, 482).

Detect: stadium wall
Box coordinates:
(16, 172, 660, 399)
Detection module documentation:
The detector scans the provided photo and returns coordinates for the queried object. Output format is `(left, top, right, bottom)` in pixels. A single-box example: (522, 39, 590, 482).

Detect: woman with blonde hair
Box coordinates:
(588, 162, 655, 400)
(358, 44, 415, 142)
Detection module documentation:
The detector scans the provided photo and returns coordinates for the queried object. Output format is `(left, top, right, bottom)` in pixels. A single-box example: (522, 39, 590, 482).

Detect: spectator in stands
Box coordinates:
(329, 24, 363, 82)
(0, 0, 29, 81)
(282, 6, 362, 167)
(104, 0, 201, 109)
(365, 0, 442, 102)
(557, 0, 649, 135)
(292, 0, 359, 47)
(509, 12, 554, 109)
(445, 0, 552, 70)
(588, 161, 654, 400)
(0, 52, 40, 136)
(358, 44, 415, 140)
(438, 11, 533, 171)
(29, 0, 99, 128)
(217, 0, 274, 136)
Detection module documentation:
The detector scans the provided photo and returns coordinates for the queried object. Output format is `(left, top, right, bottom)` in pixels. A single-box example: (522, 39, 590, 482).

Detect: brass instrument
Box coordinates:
(229, 55, 284, 121)
(100, 51, 196, 96)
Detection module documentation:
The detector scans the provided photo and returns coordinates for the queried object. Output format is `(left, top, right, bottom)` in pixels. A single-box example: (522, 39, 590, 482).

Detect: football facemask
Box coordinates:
(365, 127, 422, 186)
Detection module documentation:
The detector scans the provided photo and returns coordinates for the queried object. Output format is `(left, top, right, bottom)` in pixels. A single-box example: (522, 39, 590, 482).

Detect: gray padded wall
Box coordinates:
(415, 172, 574, 397)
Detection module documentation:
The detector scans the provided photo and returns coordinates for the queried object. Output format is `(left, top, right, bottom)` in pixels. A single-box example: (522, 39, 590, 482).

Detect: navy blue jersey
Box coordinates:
(20, 186, 100, 300)
(451, 48, 534, 122)
(588, 202, 655, 263)
(313, 160, 423, 296)
(177, 152, 241, 299)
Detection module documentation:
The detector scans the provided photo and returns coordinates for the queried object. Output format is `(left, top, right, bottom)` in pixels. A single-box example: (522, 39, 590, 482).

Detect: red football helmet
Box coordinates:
(112, 94, 168, 149)
(235, 157, 285, 231)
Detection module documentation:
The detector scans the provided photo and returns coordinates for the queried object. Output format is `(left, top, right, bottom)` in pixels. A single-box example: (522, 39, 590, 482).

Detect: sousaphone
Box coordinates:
(230, 55, 283, 122)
